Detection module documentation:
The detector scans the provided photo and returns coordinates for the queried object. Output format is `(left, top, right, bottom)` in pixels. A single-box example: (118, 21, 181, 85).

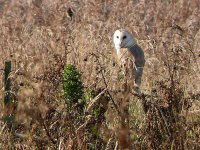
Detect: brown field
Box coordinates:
(0, 0, 200, 149)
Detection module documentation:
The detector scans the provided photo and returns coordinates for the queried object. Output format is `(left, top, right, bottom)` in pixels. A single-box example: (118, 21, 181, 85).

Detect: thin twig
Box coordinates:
(14, 133, 48, 143)
(90, 53, 121, 115)
(156, 106, 171, 136)
(86, 88, 107, 113)
(42, 120, 57, 144)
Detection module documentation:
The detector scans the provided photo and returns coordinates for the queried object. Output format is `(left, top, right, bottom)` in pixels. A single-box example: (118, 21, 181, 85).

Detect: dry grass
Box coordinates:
(0, 0, 200, 149)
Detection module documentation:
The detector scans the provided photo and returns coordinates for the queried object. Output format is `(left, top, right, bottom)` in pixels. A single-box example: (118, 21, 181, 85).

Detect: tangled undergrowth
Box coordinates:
(0, 0, 200, 149)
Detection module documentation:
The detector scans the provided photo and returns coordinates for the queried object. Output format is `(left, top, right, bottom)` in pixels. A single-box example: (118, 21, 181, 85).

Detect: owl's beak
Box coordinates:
(118, 41, 123, 48)
(120, 42, 125, 48)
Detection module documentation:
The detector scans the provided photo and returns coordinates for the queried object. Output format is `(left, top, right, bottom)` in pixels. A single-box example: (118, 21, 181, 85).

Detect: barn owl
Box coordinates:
(113, 29, 145, 94)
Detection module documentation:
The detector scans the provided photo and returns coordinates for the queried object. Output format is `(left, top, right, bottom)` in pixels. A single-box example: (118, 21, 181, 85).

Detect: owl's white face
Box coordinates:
(113, 29, 137, 54)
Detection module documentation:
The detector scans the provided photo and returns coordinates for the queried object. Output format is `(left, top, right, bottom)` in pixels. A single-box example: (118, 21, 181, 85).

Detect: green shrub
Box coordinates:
(63, 64, 84, 107)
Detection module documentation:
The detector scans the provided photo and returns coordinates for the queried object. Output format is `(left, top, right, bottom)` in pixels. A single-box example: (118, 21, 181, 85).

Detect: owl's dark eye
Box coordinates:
(123, 35, 127, 39)
(116, 36, 119, 39)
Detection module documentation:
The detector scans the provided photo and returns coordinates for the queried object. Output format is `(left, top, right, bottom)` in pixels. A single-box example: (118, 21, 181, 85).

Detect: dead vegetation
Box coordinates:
(0, 0, 200, 149)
